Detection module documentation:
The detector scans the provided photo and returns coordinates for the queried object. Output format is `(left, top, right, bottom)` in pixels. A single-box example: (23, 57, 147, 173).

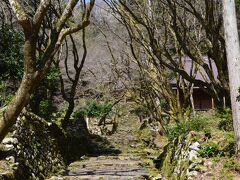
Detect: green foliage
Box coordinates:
(217, 108, 233, 131)
(237, 0, 240, 8)
(218, 132, 236, 157)
(45, 67, 60, 90)
(74, 100, 113, 118)
(223, 157, 240, 172)
(166, 114, 209, 140)
(159, 100, 168, 109)
(29, 66, 60, 118)
(220, 157, 240, 179)
(4, 94, 14, 106)
(0, 25, 23, 80)
(0, 80, 14, 106)
(204, 128, 212, 139)
(166, 123, 188, 141)
(0, 26, 23, 107)
(199, 142, 218, 158)
(188, 115, 209, 131)
(50, 102, 68, 125)
(39, 100, 57, 120)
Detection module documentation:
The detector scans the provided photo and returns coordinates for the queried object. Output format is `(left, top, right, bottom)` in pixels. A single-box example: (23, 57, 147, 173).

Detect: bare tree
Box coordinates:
(0, 0, 95, 142)
(105, 0, 228, 108)
(55, 31, 88, 128)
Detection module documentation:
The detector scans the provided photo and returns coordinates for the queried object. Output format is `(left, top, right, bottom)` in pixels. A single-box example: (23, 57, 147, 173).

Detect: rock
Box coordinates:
(14, 162, 19, 166)
(130, 144, 136, 148)
(118, 156, 126, 160)
(39, 165, 43, 171)
(203, 160, 213, 168)
(48, 176, 64, 180)
(11, 162, 19, 170)
(189, 142, 200, 151)
(189, 163, 197, 170)
(194, 159, 203, 164)
(150, 128, 159, 137)
(153, 174, 162, 180)
(2, 138, 18, 145)
(0, 172, 15, 179)
(31, 173, 36, 179)
(80, 155, 87, 160)
(6, 156, 15, 163)
(187, 170, 198, 177)
(143, 148, 155, 155)
(4, 144, 14, 151)
(205, 172, 214, 177)
(195, 165, 208, 173)
(189, 150, 199, 162)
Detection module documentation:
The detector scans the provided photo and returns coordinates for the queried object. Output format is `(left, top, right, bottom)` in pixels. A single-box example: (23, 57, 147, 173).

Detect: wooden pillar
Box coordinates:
(211, 98, 215, 109)
(189, 84, 195, 115)
(223, 96, 226, 109)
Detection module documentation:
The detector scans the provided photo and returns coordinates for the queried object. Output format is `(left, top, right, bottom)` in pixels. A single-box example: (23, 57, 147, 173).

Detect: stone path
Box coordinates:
(50, 109, 149, 180)
(59, 155, 147, 179)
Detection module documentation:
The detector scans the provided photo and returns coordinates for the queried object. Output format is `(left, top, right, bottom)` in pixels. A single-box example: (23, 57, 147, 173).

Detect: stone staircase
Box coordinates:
(49, 111, 151, 180)
(51, 155, 147, 180)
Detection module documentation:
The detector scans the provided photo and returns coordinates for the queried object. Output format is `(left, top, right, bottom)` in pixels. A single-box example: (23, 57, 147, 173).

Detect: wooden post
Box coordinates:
(223, 96, 226, 109)
(190, 85, 195, 115)
(211, 98, 215, 109)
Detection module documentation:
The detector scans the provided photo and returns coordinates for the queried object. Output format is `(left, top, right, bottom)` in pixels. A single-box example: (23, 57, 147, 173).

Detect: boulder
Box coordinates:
(189, 150, 199, 162)
(189, 142, 200, 151)
(203, 160, 213, 168)
(6, 156, 15, 163)
(187, 170, 198, 177)
(4, 144, 14, 151)
(2, 137, 18, 145)
(153, 174, 162, 180)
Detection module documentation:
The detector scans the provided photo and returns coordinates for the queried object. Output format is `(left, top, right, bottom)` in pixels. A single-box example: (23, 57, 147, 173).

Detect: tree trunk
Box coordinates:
(62, 100, 75, 129)
(0, 74, 36, 141)
(0, 38, 38, 142)
(222, 0, 240, 158)
(0, 0, 95, 142)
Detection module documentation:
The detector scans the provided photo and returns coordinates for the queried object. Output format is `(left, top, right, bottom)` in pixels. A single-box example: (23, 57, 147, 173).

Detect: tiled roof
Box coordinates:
(170, 56, 218, 84)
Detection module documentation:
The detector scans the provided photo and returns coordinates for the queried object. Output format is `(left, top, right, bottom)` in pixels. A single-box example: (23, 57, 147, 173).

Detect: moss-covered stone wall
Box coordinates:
(13, 114, 65, 179)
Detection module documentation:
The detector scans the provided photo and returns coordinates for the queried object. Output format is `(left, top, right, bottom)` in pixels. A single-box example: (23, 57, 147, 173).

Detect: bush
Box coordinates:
(0, 25, 23, 80)
(217, 108, 233, 131)
(45, 66, 60, 91)
(218, 132, 236, 157)
(74, 100, 113, 118)
(199, 142, 218, 158)
(188, 115, 209, 131)
(39, 100, 57, 120)
(166, 123, 189, 141)
(166, 114, 209, 140)
(0, 80, 14, 106)
(223, 157, 240, 172)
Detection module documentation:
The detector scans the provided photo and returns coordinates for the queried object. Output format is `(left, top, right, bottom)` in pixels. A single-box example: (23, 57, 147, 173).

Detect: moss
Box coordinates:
(156, 133, 197, 179)
(3, 172, 15, 180)
(177, 159, 189, 180)
(161, 146, 174, 178)
(14, 115, 65, 179)
(0, 160, 14, 179)
(220, 168, 234, 180)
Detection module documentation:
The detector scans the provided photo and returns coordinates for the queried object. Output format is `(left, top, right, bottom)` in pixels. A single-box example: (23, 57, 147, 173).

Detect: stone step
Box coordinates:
(70, 160, 142, 168)
(68, 167, 146, 174)
(50, 175, 146, 180)
(57, 154, 148, 180)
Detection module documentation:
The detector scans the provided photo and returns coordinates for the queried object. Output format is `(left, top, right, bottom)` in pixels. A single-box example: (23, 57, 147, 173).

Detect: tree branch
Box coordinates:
(33, 0, 51, 32)
(9, 0, 31, 30)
